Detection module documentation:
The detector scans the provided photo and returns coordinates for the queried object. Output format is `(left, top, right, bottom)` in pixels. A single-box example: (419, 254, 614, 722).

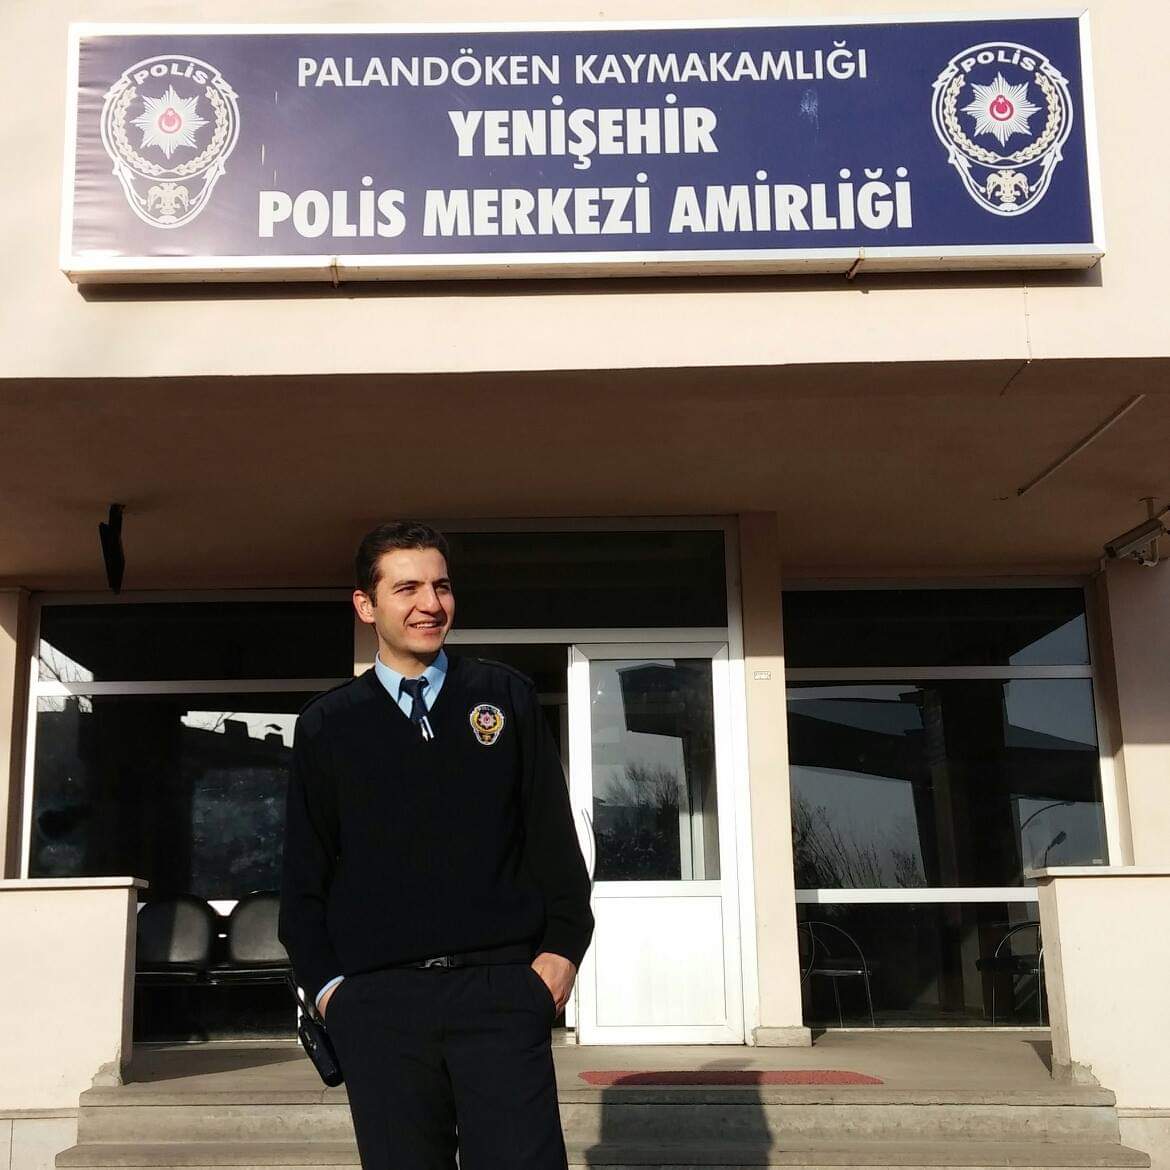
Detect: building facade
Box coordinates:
(2, 0, 1170, 1159)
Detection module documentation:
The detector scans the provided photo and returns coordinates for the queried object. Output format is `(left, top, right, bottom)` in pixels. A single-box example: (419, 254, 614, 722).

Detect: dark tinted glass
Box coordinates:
(135, 977, 294, 1043)
(783, 589, 1089, 667)
(446, 531, 726, 628)
(29, 691, 318, 899)
(452, 643, 568, 698)
(797, 902, 1048, 1027)
(38, 602, 352, 681)
(788, 679, 1107, 888)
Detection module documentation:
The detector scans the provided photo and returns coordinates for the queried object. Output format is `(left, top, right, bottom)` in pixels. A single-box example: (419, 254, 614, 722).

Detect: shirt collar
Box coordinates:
(373, 647, 448, 700)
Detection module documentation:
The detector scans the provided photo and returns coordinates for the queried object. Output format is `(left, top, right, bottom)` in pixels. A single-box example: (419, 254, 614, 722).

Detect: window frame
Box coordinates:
(21, 587, 353, 891)
(782, 578, 1121, 910)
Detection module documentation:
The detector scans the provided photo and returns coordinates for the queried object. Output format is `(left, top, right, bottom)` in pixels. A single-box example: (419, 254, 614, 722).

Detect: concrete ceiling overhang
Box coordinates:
(1, 357, 1167, 590)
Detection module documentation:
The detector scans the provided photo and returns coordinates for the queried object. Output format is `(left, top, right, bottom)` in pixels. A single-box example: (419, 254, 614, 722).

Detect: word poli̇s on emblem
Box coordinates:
(931, 42, 1073, 217)
(100, 55, 240, 229)
(469, 704, 506, 746)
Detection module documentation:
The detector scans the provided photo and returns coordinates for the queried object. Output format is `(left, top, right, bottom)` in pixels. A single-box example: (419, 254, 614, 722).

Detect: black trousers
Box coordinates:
(326, 962, 567, 1170)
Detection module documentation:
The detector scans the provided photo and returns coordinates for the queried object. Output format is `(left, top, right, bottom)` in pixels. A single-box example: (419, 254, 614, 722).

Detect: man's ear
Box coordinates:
(352, 588, 376, 624)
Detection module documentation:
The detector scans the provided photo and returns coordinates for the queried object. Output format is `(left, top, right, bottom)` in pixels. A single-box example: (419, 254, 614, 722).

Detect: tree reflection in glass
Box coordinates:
(590, 659, 720, 882)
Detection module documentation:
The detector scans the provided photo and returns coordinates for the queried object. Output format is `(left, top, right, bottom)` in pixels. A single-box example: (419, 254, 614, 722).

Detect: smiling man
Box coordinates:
(278, 520, 593, 1170)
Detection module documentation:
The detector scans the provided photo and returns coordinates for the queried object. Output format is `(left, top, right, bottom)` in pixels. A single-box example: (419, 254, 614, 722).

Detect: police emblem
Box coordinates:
(931, 42, 1073, 217)
(469, 704, 506, 746)
(99, 55, 240, 229)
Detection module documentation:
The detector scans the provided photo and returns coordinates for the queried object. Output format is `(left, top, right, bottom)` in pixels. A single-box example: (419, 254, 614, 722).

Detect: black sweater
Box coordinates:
(277, 655, 594, 1000)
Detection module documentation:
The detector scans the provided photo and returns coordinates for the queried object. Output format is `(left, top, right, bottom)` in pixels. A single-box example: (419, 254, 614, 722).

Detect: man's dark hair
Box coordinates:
(355, 521, 451, 600)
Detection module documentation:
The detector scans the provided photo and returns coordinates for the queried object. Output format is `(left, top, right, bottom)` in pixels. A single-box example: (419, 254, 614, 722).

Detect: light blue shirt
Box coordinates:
(314, 649, 449, 1011)
(372, 648, 448, 717)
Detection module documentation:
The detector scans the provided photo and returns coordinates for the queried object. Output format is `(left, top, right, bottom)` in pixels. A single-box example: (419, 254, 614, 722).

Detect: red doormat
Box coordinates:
(579, 1070, 883, 1086)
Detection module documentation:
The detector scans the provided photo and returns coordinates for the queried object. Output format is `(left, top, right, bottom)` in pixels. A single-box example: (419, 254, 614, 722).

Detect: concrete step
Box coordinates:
(74, 1087, 1125, 1147)
(558, 1100, 1123, 1146)
(54, 1139, 1153, 1170)
(561, 1144, 1153, 1169)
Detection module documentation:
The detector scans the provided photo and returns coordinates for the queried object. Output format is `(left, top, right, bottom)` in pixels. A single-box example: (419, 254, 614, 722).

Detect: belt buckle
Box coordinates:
(420, 954, 455, 970)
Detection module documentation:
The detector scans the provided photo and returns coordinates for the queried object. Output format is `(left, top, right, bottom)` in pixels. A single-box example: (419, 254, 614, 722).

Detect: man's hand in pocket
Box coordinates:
(319, 981, 341, 1017)
(531, 953, 576, 1014)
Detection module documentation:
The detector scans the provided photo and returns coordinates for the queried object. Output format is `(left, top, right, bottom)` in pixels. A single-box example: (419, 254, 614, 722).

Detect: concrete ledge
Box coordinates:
(77, 1085, 1120, 1108)
(1027, 868, 1170, 880)
(753, 1026, 813, 1047)
(0, 878, 148, 891)
(53, 1139, 1153, 1169)
(0, 1109, 77, 1119)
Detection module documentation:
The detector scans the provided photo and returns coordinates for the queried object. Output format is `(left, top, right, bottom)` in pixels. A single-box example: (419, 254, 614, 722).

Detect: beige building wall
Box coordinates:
(0, 878, 144, 1110)
(1, 0, 1166, 1100)
(1036, 868, 1170, 1106)
(1036, 868, 1170, 1167)
(1, 0, 1167, 383)
(1100, 560, 1170, 866)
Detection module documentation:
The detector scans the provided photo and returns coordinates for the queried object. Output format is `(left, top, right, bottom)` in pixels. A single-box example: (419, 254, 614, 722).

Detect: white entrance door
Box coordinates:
(567, 643, 744, 1044)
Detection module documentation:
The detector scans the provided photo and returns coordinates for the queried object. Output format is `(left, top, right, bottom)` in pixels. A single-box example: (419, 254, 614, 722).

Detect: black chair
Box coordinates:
(205, 891, 291, 986)
(797, 921, 816, 983)
(977, 921, 1045, 1025)
(798, 920, 876, 1027)
(135, 895, 218, 985)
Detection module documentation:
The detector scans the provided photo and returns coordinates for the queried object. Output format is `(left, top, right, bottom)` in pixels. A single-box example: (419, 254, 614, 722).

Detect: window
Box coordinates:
(28, 600, 351, 896)
(31, 691, 316, 899)
(28, 597, 354, 1041)
(784, 587, 1105, 1027)
(788, 679, 1105, 888)
(797, 902, 1048, 1028)
(446, 530, 727, 628)
(783, 588, 1089, 668)
(39, 601, 352, 682)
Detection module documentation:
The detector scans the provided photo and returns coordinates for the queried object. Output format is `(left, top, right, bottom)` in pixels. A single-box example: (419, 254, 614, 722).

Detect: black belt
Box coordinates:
(391, 942, 534, 970)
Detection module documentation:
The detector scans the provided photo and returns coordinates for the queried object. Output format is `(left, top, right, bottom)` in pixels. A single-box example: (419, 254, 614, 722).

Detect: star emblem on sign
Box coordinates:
(961, 72, 1041, 148)
(131, 85, 208, 158)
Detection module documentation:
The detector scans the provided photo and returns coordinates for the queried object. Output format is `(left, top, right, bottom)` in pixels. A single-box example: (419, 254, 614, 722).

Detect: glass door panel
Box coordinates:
(569, 643, 743, 1044)
(588, 657, 720, 882)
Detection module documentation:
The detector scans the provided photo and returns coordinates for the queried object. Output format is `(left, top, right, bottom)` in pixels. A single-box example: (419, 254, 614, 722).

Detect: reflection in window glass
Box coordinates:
(38, 603, 352, 682)
(787, 680, 1107, 888)
(782, 589, 1090, 668)
(30, 693, 315, 899)
(797, 902, 1048, 1027)
(789, 686, 928, 889)
(446, 530, 727, 628)
(589, 659, 720, 881)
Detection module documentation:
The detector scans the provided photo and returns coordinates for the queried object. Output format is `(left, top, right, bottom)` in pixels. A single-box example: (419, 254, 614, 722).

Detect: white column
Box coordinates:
(1099, 561, 1170, 865)
(0, 589, 31, 879)
(737, 513, 810, 1046)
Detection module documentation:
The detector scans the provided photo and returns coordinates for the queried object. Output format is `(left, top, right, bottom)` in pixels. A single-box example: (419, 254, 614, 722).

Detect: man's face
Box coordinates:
(353, 546, 454, 666)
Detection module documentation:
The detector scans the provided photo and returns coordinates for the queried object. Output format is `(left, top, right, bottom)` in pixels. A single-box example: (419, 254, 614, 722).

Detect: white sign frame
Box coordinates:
(60, 12, 1105, 284)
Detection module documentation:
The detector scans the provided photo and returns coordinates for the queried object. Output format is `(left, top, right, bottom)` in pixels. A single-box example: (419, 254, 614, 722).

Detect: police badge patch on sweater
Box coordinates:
(469, 703, 505, 745)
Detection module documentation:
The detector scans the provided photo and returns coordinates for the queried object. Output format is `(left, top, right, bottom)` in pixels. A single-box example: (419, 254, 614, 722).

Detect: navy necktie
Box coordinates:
(400, 677, 430, 738)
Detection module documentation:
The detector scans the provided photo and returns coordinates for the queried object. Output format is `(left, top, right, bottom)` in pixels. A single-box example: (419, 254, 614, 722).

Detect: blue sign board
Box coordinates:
(62, 16, 1103, 281)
